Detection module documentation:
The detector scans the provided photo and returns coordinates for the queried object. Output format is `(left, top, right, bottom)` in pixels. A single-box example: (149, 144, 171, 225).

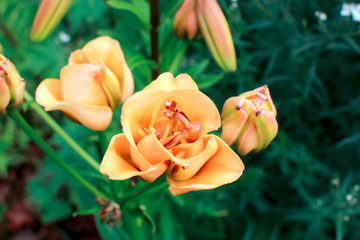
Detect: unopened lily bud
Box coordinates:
(0, 43, 3, 53)
(30, 0, 72, 43)
(196, 0, 236, 72)
(173, 0, 199, 39)
(0, 54, 25, 114)
(0, 77, 10, 114)
(221, 85, 278, 155)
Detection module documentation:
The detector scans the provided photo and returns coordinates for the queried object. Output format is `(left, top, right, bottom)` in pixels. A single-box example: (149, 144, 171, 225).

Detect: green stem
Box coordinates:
(122, 180, 168, 204)
(24, 91, 100, 172)
(122, 212, 143, 240)
(7, 108, 110, 200)
(97, 131, 121, 202)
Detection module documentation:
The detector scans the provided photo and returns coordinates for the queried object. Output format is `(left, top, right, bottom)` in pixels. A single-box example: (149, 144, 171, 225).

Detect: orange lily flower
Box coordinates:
(100, 73, 244, 195)
(35, 36, 134, 130)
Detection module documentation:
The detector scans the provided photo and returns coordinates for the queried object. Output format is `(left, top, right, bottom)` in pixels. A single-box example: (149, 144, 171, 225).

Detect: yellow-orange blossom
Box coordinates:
(100, 73, 244, 195)
(35, 36, 134, 130)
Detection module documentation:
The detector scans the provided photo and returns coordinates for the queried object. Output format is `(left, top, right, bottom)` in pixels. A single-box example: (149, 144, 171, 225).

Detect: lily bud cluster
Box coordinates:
(173, 0, 237, 72)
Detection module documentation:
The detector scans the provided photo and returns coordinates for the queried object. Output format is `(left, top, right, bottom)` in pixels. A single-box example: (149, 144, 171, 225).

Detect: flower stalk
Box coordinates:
(7, 107, 109, 200)
(150, 0, 160, 80)
(24, 90, 101, 172)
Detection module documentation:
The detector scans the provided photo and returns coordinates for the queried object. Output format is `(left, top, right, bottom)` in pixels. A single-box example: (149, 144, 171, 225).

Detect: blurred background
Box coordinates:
(0, 0, 360, 239)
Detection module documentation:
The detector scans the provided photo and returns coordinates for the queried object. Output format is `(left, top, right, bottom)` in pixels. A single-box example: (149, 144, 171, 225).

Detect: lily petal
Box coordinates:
(121, 89, 166, 143)
(144, 73, 199, 91)
(60, 63, 108, 106)
(81, 36, 125, 87)
(46, 101, 112, 131)
(169, 136, 218, 181)
(167, 135, 244, 195)
(136, 132, 171, 165)
(35, 78, 62, 108)
(121, 63, 135, 102)
(100, 134, 168, 181)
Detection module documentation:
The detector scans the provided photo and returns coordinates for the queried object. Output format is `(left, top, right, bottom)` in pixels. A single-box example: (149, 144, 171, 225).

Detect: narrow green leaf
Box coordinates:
(168, 41, 189, 74)
(107, 0, 149, 29)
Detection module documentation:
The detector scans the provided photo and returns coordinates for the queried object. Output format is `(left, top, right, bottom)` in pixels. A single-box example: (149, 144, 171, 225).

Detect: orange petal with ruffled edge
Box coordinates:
(136, 131, 171, 165)
(121, 89, 166, 143)
(169, 137, 218, 181)
(35, 78, 63, 108)
(100, 133, 169, 181)
(170, 135, 205, 158)
(81, 36, 125, 87)
(167, 135, 244, 195)
(60, 63, 108, 106)
(143, 73, 198, 91)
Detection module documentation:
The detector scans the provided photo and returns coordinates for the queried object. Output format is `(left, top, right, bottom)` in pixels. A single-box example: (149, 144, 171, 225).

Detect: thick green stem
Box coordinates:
(7, 108, 109, 200)
(150, 0, 160, 80)
(24, 91, 100, 172)
(122, 212, 144, 240)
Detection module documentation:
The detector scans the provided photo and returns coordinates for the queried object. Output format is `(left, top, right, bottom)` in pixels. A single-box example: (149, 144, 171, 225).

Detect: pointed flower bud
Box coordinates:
(173, 0, 199, 39)
(0, 54, 25, 114)
(30, 0, 72, 43)
(196, 0, 237, 72)
(221, 85, 278, 155)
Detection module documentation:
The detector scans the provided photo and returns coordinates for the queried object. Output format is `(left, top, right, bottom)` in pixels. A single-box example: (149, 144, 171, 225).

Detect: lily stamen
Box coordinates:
(164, 130, 187, 149)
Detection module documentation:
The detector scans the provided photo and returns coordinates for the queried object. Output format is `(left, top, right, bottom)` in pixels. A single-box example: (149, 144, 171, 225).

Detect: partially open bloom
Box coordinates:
(36, 36, 134, 130)
(173, 0, 236, 72)
(221, 85, 278, 155)
(30, 0, 72, 43)
(0, 54, 25, 114)
(100, 73, 244, 195)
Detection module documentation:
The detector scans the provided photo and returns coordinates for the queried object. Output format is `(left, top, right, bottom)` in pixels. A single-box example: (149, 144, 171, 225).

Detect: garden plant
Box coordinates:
(0, 0, 359, 239)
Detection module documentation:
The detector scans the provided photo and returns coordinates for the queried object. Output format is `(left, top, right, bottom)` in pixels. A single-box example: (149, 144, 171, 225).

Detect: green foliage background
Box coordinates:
(1, 0, 360, 239)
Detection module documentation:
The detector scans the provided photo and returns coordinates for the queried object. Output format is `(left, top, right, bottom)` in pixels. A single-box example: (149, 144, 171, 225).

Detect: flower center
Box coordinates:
(157, 100, 201, 149)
